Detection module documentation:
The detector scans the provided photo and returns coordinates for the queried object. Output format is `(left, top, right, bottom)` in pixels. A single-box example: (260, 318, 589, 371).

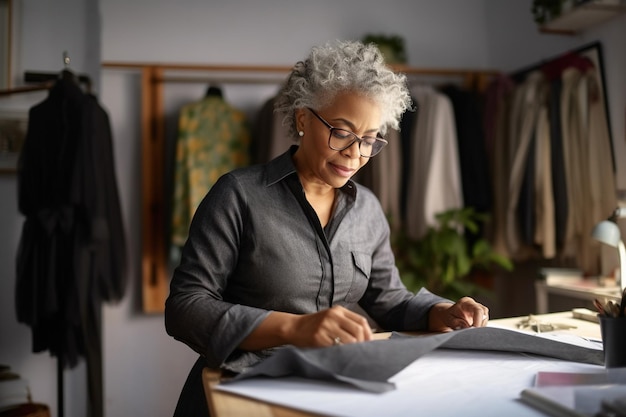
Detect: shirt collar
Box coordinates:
(265, 145, 357, 199)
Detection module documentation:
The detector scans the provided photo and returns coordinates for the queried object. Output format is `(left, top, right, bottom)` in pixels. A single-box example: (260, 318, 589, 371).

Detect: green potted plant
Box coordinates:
(392, 207, 513, 300)
(362, 34, 407, 65)
(531, 0, 566, 24)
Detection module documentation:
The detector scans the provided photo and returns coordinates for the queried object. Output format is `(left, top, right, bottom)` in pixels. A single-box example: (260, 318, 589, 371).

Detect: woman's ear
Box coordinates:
(295, 108, 307, 133)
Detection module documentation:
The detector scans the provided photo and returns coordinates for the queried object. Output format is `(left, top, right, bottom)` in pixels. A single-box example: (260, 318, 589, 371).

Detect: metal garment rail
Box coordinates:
(101, 61, 499, 313)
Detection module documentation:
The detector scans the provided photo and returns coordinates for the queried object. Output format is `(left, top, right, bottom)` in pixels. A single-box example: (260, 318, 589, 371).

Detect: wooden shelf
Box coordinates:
(540, 2, 626, 34)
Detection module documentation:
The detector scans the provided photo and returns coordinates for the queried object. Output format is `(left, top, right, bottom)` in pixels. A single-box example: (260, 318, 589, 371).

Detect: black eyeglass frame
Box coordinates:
(306, 107, 388, 158)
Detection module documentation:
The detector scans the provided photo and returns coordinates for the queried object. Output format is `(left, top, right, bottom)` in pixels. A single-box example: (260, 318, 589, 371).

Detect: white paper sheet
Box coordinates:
(215, 349, 603, 417)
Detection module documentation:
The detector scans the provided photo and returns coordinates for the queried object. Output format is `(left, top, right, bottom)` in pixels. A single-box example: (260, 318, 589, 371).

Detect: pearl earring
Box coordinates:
(298, 131, 304, 137)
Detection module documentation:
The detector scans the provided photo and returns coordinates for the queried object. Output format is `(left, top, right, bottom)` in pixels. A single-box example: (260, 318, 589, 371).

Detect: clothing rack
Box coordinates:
(23, 71, 92, 93)
(0, 52, 93, 97)
(101, 61, 500, 314)
(0, 72, 92, 97)
(510, 41, 604, 82)
(508, 41, 614, 171)
(0, 83, 54, 96)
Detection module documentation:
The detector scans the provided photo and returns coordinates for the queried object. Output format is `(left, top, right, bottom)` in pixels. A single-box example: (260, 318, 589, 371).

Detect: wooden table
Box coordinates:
(203, 368, 314, 417)
(202, 311, 602, 417)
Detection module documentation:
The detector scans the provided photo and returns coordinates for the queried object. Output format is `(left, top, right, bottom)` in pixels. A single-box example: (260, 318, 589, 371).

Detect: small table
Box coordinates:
(535, 278, 621, 314)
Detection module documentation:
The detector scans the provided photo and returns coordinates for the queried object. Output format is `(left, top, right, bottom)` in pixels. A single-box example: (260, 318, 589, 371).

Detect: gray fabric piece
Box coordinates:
(426, 327, 604, 366)
(228, 336, 453, 393)
(226, 327, 604, 393)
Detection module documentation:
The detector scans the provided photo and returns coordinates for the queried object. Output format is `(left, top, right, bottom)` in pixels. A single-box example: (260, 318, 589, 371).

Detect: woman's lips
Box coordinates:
(331, 163, 356, 177)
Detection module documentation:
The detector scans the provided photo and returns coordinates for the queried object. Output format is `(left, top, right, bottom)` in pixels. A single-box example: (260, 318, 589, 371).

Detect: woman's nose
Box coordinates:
(341, 140, 361, 158)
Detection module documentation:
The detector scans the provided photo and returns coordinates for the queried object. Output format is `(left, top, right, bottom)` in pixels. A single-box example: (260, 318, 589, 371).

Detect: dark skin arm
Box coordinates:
(239, 297, 489, 350)
(427, 297, 489, 332)
(239, 306, 373, 350)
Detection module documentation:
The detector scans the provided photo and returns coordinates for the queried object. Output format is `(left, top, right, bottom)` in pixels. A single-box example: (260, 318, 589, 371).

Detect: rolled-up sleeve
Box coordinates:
(165, 173, 270, 368)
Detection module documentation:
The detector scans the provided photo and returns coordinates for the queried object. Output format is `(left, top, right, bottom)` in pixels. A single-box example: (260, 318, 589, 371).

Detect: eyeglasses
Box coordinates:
(307, 108, 388, 158)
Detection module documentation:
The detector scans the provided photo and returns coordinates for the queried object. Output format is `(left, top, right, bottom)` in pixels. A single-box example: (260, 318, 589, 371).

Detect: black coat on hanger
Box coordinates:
(15, 75, 126, 417)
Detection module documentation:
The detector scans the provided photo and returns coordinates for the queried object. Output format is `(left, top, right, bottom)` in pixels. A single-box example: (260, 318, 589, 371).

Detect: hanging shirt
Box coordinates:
(405, 86, 463, 240)
(560, 67, 617, 273)
(171, 95, 251, 247)
(355, 128, 403, 231)
(250, 95, 292, 165)
(505, 71, 544, 259)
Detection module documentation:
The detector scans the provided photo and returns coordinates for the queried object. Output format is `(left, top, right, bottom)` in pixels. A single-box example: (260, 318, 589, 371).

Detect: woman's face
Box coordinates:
(294, 91, 382, 189)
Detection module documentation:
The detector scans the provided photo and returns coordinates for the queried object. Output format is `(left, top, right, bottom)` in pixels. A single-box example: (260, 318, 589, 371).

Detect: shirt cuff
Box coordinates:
(403, 287, 453, 330)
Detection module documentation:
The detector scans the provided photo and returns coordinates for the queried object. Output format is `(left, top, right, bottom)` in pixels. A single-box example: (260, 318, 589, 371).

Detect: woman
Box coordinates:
(165, 40, 489, 415)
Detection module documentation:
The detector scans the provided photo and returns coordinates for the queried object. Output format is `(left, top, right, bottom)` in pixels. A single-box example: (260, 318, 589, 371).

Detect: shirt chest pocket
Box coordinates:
(344, 251, 372, 303)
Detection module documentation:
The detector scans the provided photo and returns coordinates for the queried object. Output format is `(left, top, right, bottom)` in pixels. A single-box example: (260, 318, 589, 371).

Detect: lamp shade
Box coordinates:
(592, 219, 626, 292)
(591, 220, 622, 247)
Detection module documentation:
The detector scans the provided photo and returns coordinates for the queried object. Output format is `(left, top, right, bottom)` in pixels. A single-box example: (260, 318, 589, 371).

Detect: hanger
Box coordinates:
(22, 51, 93, 93)
(59, 51, 82, 86)
(205, 85, 223, 98)
(540, 52, 594, 82)
(511, 41, 600, 83)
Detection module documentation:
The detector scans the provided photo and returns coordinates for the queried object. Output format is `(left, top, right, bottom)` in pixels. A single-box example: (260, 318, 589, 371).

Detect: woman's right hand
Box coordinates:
(239, 306, 373, 351)
(288, 306, 373, 347)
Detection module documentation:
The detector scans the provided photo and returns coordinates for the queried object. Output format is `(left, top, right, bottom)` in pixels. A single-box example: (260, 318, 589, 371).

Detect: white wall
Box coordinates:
(101, 0, 494, 67)
(0, 1, 99, 417)
(1, 1, 625, 416)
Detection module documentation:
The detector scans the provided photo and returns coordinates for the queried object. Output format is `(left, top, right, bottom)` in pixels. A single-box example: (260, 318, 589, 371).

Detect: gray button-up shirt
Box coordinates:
(165, 146, 449, 372)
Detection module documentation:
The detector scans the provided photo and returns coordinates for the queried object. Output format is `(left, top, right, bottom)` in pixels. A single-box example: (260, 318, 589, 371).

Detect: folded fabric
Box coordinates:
(226, 327, 604, 393)
(418, 326, 603, 365)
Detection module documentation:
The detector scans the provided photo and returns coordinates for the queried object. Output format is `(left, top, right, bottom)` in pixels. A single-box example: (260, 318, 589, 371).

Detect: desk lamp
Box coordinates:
(592, 207, 626, 292)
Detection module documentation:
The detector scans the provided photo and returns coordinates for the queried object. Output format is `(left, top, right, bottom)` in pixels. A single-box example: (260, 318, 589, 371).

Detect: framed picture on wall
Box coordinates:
(0, 0, 12, 90)
(0, 109, 27, 174)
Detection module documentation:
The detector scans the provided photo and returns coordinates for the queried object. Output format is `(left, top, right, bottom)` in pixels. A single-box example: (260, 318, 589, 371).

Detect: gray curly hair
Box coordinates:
(274, 40, 412, 139)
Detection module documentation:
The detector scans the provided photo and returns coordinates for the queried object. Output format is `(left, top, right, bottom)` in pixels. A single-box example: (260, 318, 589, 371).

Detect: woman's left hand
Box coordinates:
(427, 297, 489, 332)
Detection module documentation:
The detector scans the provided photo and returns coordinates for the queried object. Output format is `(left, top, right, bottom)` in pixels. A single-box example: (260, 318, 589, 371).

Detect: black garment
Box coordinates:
(441, 86, 491, 215)
(15, 76, 127, 417)
(250, 96, 275, 165)
(518, 131, 536, 246)
(400, 99, 417, 220)
(173, 356, 211, 417)
(549, 79, 568, 251)
(441, 86, 492, 244)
